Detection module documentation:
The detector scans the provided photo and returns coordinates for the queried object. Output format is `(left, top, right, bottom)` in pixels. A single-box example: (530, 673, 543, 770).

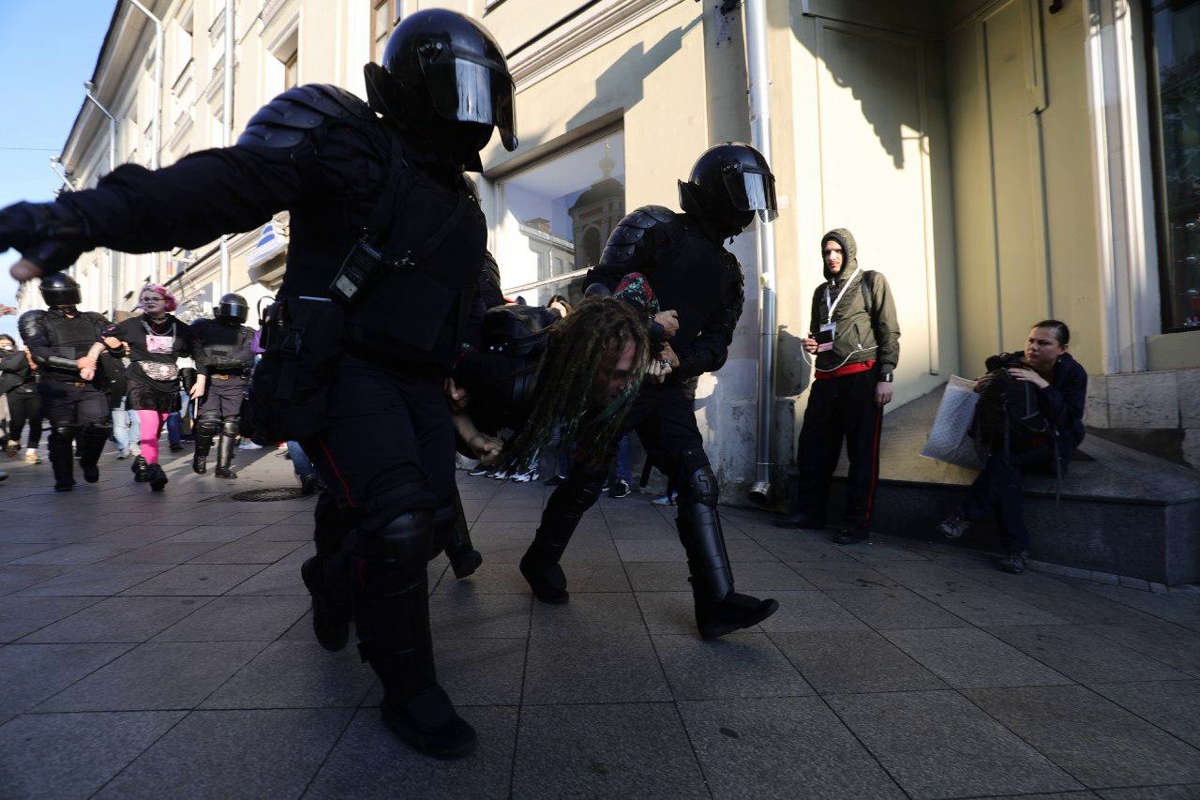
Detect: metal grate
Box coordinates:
(231, 487, 307, 502)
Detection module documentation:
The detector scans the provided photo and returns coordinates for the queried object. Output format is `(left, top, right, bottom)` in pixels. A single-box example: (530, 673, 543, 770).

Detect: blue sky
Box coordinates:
(0, 1, 115, 341)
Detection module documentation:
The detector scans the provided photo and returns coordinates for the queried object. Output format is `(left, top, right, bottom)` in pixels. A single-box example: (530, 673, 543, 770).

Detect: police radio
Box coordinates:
(329, 236, 391, 305)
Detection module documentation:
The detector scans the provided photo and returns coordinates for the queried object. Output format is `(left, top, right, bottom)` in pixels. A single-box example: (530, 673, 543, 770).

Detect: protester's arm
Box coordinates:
(672, 255, 745, 379)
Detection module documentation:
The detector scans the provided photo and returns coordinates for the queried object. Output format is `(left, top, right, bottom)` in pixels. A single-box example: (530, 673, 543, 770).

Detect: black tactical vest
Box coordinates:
(44, 312, 102, 364)
(645, 223, 729, 348)
(195, 320, 254, 372)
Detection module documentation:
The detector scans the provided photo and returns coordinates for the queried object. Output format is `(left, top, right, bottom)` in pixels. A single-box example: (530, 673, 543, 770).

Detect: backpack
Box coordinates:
(973, 354, 1051, 454)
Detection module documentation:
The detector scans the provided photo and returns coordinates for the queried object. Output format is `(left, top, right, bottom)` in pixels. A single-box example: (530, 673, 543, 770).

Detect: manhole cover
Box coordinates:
(231, 487, 308, 502)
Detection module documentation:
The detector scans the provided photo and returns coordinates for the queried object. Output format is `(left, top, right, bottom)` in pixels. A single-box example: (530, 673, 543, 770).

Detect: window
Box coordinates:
(1147, 0, 1200, 331)
(493, 131, 625, 306)
(372, 0, 401, 63)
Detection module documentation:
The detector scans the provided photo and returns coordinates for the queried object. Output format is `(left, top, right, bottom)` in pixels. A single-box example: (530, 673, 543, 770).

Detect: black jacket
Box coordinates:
(588, 205, 744, 381)
(0, 348, 36, 395)
(1037, 352, 1088, 458)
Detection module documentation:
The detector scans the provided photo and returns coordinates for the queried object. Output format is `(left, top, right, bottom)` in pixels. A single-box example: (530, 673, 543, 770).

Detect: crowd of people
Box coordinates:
(0, 7, 1087, 764)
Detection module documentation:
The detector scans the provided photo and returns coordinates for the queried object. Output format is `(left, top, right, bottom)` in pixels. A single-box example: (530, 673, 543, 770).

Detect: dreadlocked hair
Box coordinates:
(502, 297, 651, 473)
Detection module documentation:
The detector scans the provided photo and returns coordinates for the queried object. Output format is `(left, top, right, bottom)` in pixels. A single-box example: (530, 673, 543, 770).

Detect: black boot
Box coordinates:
(519, 473, 604, 604)
(146, 462, 169, 491)
(131, 455, 150, 483)
(678, 454, 778, 640)
(214, 420, 239, 479)
(192, 415, 219, 475)
(77, 424, 110, 484)
(301, 554, 351, 652)
(444, 490, 482, 579)
(48, 426, 77, 492)
(357, 512, 476, 759)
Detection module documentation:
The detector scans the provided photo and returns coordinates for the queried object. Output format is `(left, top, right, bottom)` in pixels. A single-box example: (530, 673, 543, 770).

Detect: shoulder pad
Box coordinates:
(82, 311, 109, 327)
(17, 310, 45, 339)
(237, 84, 376, 151)
(604, 205, 683, 248)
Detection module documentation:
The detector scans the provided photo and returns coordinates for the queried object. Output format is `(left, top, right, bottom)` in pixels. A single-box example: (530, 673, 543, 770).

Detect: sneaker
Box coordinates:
(491, 470, 510, 481)
(998, 550, 1028, 574)
(609, 479, 631, 499)
(773, 512, 825, 530)
(832, 526, 869, 545)
(168, 441, 184, 453)
(510, 469, 538, 483)
(936, 511, 971, 540)
(0, 468, 7, 481)
(651, 492, 677, 506)
(300, 473, 320, 496)
(239, 440, 263, 451)
(24, 449, 41, 465)
(468, 466, 490, 477)
(116, 450, 129, 460)
(4, 441, 18, 458)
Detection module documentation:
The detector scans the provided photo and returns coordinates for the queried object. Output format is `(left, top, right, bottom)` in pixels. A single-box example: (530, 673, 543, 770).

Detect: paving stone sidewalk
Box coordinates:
(1, 444, 1200, 799)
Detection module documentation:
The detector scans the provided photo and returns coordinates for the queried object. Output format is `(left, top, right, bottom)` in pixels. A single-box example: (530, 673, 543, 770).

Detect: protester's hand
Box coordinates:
(647, 359, 672, 385)
(654, 310, 680, 339)
(1007, 367, 1049, 390)
(79, 366, 95, 382)
(189, 375, 207, 400)
(76, 356, 96, 374)
(874, 381, 894, 406)
(802, 336, 819, 354)
(660, 342, 680, 369)
(103, 336, 123, 350)
(0, 304, 16, 316)
(470, 433, 504, 466)
(444, 378, 469, 411)
(10, 258, 43, 283)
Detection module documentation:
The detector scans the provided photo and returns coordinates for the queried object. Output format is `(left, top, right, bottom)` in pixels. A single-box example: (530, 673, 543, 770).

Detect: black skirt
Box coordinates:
(127, 381, 181, 413)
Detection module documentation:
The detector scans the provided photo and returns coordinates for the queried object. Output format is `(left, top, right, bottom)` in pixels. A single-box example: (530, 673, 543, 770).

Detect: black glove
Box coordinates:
(180, 367, 198, 393)
(0, 202, 88, 274)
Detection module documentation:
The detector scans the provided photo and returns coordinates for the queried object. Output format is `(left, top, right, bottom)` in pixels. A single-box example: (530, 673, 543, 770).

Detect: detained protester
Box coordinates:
(0, 9, 517, 759)
(106, 286, 204, 492)
(515, 143, 781, 640)
(0, 334, 43, 464)
(190, 294, 255, 479)
(17, 274, 119, 491)
(776, 228, 900, 544)
(937, 320, 1087, 574)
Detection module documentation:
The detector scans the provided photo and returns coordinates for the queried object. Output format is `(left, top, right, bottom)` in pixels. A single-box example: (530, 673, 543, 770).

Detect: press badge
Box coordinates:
(145, 334, 174, 355)
(816, 321, 836, 353)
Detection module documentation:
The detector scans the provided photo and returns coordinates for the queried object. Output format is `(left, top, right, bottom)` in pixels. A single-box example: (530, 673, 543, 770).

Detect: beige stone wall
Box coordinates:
(946, 0, 1103, 377)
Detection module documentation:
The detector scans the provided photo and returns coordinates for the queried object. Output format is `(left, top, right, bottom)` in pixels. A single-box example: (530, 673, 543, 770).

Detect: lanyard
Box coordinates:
(823, 268, 860, 324)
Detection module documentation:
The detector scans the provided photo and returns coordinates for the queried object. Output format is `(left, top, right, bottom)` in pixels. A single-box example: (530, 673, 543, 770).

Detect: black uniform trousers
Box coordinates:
(4, 388, 43, 448)
(303, 353, 455, 545)
(551, 381, 707, 521)
(794, 369, 883, 531)
(39, 379, 110, 428)
(198, 374, 247, 418)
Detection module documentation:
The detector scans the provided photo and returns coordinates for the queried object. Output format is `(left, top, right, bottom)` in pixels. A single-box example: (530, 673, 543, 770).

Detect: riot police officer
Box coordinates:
(191, 294, 254, 479)
(0, 9, 517, 760)
(17, 274, 116, 491)
(520, 143, 782, 640)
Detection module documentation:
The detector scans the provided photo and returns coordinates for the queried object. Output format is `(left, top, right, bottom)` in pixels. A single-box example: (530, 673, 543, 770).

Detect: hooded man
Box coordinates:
(776, 228, 900, 544)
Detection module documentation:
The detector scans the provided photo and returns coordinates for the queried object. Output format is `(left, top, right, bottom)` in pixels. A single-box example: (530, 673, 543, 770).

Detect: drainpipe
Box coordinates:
(744, 0, 778, 506)
(127, 0, 164, 283)
(219, 0, 235, 299)
(84, 82, 120, 319)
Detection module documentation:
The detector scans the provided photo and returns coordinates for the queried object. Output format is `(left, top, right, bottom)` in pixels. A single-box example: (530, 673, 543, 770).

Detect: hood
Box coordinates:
(821, 228, 858, 283)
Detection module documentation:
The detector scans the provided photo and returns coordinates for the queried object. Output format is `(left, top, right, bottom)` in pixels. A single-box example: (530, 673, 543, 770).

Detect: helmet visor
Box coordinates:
(723, 169, 778, 222)
(219, 301, 248, 323)
(421, 56, 518, 151)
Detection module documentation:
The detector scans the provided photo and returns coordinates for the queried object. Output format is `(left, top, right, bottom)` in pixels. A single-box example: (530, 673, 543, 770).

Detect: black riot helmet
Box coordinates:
(364, 9, 517, 170)
(40, 272, 82, 307)
(678, 143, 778, 238)
(216, 293, 249, 325)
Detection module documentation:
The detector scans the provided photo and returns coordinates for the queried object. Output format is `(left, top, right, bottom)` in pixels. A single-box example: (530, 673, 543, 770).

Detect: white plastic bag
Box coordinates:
(921, 376, 984, 469)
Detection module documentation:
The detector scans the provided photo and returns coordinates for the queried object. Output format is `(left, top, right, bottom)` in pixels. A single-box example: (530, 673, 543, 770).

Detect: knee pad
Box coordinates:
(49, 425, 78, 444)
(221, 418, 240, 437)
(360, 509, 435, 568)
(680, 448, 718, 508)
(195, 414, 221, 439)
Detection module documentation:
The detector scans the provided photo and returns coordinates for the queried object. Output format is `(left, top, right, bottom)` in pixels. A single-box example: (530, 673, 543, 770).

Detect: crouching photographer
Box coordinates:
(936, 320, 1087, 574)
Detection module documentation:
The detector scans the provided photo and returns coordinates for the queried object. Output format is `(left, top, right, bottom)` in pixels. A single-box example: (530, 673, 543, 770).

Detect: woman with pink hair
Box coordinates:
(104, 285, 204, 490)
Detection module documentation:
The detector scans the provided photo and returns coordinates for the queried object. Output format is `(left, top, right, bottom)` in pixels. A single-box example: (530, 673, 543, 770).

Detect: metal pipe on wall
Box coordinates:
(126, 0, 164, 283)
(744, 0, 779, 505)
(84, 83, 119, 318)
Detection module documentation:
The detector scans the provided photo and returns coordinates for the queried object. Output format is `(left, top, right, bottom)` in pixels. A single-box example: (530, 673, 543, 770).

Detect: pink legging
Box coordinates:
(136, 410, 171, 464)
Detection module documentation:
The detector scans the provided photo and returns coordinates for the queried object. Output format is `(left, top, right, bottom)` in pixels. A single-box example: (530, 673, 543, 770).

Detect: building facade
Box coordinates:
(30, 0, 1200, 495)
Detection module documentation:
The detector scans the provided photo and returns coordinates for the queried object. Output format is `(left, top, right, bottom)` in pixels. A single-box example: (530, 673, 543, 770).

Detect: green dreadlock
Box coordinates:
(502, 297, 650, 473)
